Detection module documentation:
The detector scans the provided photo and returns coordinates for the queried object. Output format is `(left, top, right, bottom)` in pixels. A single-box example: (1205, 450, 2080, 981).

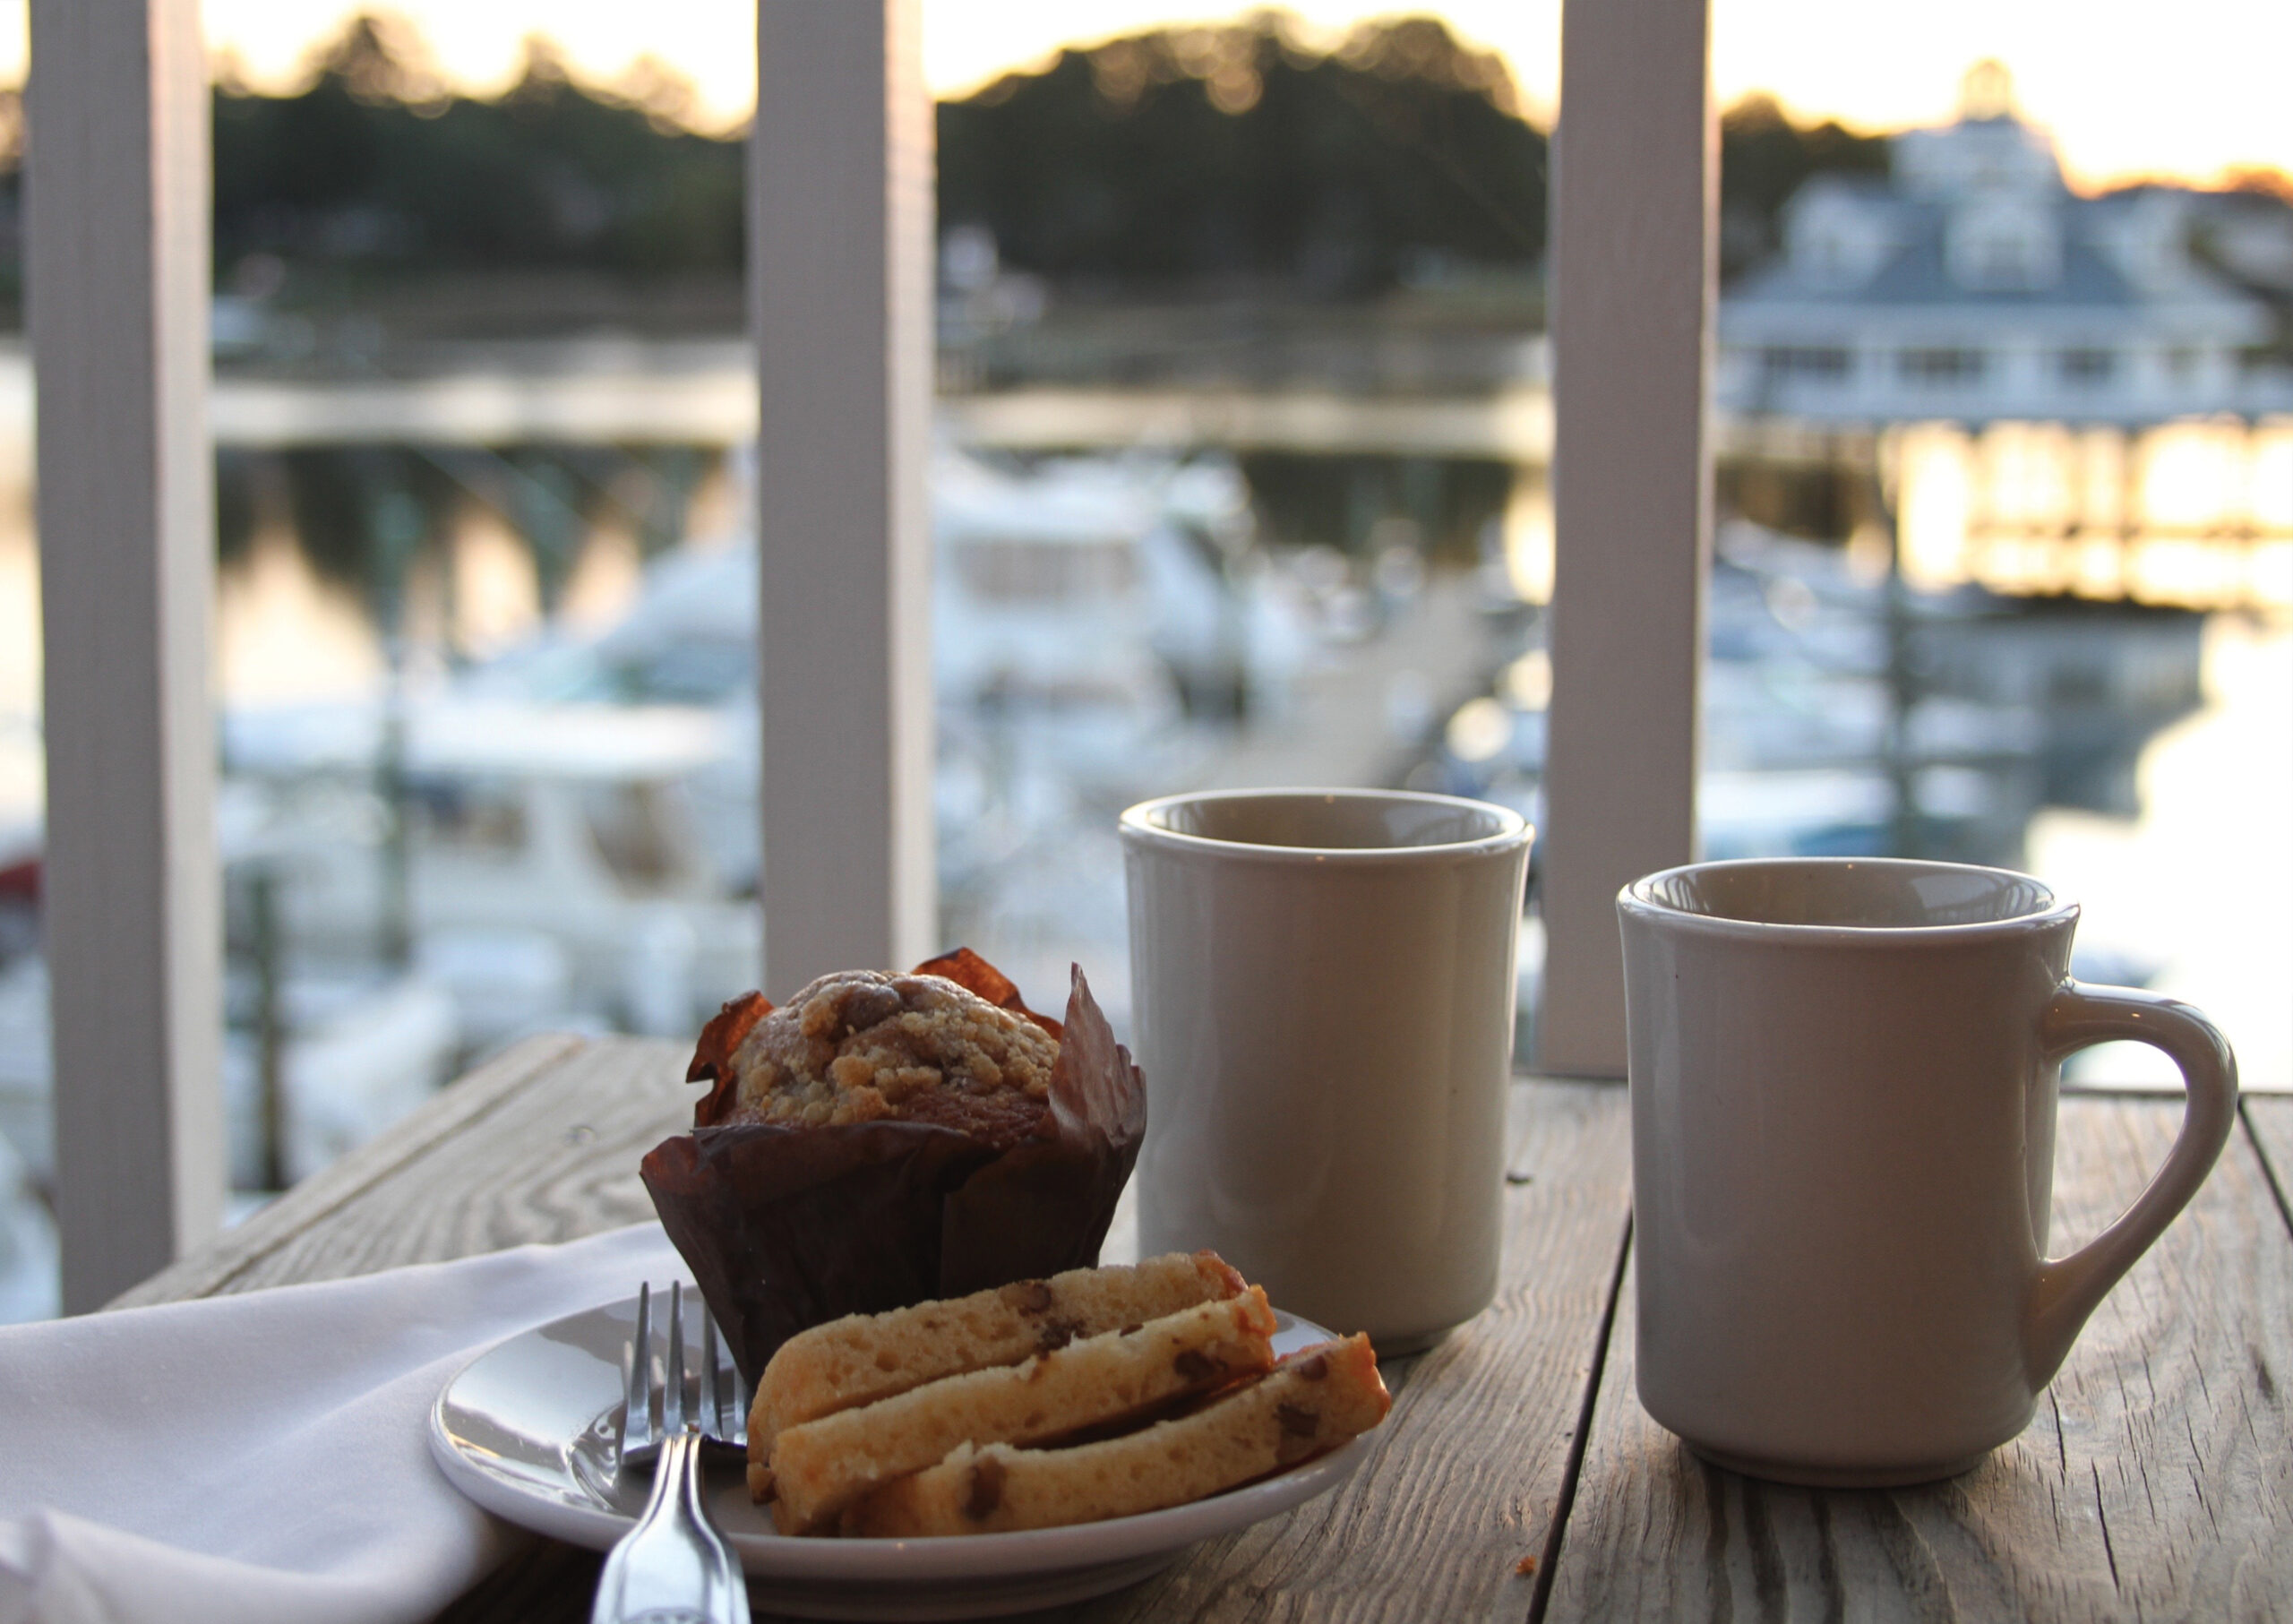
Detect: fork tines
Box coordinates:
(616, 1282, 745, 1483)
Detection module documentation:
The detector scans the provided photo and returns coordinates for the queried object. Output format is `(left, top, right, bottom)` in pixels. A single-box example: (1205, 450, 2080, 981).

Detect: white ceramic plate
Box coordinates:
(428, 1293, 1375, 1621)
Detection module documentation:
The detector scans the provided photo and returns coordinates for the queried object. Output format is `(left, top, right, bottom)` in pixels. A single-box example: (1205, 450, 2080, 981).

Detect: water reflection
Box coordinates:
(1894, 417, 2293, 609)
(2028, 614, 2292, 1089)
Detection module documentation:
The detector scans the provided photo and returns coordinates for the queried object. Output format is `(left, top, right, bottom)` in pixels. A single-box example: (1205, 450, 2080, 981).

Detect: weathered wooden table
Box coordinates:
(119, 1035, 2293, 1621)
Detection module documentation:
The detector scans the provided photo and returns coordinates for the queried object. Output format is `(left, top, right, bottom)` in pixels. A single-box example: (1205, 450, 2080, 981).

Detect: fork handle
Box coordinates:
(590, 1431, 751, 1624)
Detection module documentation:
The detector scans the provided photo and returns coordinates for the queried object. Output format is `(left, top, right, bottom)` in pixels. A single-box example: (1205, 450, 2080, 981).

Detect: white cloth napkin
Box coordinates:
(0, 1221, 685, 1624)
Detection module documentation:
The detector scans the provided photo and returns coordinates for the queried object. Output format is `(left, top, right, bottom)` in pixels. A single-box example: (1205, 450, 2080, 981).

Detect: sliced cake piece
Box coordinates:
(840, 1336, 1390, 1538)
(747, 1250, 1245, 1499)
(769, 1287, 1279, 1533)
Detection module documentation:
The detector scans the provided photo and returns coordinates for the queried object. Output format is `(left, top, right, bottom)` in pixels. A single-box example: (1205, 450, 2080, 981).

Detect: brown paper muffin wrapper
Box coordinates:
(640, 953, 1146, 1385)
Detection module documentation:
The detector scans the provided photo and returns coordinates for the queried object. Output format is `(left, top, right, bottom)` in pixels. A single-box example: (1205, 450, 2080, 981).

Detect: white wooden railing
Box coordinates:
(751, 1, 938, 992)
(1542, 0, 1713, 1073)
(29, 0, 1708, 1311)
(30, 0, 226, 1313)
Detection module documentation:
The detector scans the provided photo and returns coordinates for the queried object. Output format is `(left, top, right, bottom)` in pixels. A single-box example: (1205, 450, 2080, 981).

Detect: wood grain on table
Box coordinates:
(2246, 1096, 2293, 1239)
(113, 1038, 2293, 1622)
(115, 1035, 693, 1308)
(1544, 1096, 2293, 1623)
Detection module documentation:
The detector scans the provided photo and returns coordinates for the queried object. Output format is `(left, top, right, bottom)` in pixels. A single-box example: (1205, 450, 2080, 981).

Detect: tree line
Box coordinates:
(0, 9, 1896, 316)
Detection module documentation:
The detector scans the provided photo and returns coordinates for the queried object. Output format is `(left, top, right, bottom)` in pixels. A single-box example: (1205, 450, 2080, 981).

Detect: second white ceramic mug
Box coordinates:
(1619, 857, 2239, 1486)
(1121, 788, 1533, 1353)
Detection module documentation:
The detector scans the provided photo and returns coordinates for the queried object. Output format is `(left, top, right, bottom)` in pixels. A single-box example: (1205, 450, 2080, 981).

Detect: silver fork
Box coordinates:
(591, 1283, 751, 1624)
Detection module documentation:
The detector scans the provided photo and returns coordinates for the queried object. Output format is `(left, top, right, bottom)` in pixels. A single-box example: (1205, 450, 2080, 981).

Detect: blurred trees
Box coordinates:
(938, 16, 1545, 296)
(210, 16, 743, 279)
(204, 11, 1552, 301)
(0, 8, 1935, 322)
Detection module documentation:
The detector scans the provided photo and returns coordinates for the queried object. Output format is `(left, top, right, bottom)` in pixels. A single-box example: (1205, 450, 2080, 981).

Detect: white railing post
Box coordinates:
(751, 0, 934, 989)
(29, 0, 224, 1309)
(1539, 0, 1714, 1077)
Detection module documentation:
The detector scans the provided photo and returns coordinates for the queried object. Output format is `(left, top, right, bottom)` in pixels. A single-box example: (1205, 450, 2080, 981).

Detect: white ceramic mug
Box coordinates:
(1120, 788, 1534, 1353)
(1618, 856, 2239, 1486)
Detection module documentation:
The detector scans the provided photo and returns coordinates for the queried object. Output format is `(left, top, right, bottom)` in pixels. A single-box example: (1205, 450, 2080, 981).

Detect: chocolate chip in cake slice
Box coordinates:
(964, 1456, 1008, 1520)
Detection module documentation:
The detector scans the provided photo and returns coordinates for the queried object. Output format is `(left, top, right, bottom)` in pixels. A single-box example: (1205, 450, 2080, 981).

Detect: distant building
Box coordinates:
(1718, 67, 2292, 426)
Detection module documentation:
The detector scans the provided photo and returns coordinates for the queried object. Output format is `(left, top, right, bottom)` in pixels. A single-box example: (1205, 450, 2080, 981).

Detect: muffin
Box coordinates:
(642, 950, 1146, 1384)
(717, 968, 1062, 1146)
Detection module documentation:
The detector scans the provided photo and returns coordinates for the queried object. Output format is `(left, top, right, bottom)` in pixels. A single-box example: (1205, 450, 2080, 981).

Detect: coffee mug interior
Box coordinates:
(1635, 858, 2057, 929)
(1142, 791, 1512, 852)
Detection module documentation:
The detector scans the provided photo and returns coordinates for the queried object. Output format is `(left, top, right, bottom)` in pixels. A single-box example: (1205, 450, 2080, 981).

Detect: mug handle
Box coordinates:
(2023, 980, 2239, 1388)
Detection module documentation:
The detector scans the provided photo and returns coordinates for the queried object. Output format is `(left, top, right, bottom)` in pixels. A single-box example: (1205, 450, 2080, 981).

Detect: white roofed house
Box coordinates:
(1719, 76, 2281, 429)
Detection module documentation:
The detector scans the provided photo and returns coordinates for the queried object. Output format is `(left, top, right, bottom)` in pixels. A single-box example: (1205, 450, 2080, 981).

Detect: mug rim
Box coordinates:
(1618, 855, 2079, 941)
(1119, 786, 1532, 864)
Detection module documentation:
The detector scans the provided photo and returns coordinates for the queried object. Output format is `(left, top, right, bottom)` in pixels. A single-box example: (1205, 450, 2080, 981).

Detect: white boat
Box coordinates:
(455, 444, 1310, 922)
(221, 697, 760, 1044)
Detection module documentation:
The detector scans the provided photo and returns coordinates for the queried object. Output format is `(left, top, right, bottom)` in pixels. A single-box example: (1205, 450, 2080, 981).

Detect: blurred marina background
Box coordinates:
(0, 2, 2289, 1318)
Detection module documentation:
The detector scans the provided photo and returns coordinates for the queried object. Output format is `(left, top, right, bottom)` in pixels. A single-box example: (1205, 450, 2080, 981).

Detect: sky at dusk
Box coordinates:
(1, 1, 2287, 192)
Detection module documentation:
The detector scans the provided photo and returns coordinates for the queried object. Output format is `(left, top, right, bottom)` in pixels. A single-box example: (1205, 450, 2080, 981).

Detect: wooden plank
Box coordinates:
(109, 1034, 588, 1308)
(1544, 1096, 2293, 1620)
(155, 1035, 690, 1300)
(751, 0, 937, 990)
(29, 0, 223, 1310)
(1536, 0, 1714, 1078)
(2246, 1097, 2293, 1238)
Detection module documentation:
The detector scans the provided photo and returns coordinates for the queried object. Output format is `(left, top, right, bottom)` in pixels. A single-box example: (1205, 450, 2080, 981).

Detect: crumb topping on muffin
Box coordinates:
(726, 970, 1059, 1146)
